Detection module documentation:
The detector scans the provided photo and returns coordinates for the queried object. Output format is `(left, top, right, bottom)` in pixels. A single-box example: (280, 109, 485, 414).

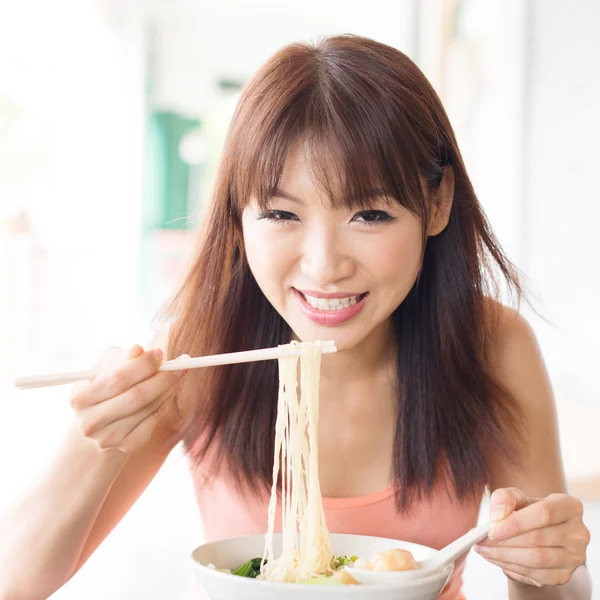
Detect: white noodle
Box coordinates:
(261, 341, 334, 582)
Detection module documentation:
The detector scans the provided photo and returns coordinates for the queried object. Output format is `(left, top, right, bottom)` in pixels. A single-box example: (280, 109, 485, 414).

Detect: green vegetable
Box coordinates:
(332, 555, 359, 569)
(232, 558, 264, 578)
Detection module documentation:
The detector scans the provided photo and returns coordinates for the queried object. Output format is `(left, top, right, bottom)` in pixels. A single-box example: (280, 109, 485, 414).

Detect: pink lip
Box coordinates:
(293, 289, 368, 326)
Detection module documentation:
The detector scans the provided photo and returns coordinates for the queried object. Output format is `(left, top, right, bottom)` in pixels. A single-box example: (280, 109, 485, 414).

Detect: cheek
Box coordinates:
(242, 224, 296, 299)
(363, 225, 423, 287)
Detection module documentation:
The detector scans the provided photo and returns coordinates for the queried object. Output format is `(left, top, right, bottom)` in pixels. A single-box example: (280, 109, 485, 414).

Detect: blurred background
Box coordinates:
(0, 0, 598, 597)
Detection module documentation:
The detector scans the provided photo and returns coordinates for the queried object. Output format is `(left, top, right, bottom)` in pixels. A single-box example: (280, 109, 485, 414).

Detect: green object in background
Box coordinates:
(139, 110, 202, 322)
(143, 111, 200, 230)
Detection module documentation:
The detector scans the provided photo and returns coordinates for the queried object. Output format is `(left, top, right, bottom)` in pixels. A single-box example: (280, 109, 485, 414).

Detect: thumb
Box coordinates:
(126, 344, 145, 360)
(93, 345, 143, 377)
(490, 487, 532, 522)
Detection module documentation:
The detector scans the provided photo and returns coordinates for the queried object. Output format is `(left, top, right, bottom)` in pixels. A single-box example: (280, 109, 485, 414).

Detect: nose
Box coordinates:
(300, 224, 355, 286)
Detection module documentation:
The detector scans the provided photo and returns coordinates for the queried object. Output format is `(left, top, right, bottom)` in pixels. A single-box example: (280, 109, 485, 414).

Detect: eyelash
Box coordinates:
(257, 210, 395, 227)
(352, 210, 395, 226)
(257, 210, 299, 224)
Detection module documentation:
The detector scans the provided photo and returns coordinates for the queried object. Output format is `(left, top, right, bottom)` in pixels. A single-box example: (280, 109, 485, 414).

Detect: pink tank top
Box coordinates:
(191, 462, 481, 599)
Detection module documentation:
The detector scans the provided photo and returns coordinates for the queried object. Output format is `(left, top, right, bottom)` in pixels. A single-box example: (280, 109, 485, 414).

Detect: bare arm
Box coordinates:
(482, 308, 592, 600)
(0, 422, 175, 600)
(0, 346, 185, 600)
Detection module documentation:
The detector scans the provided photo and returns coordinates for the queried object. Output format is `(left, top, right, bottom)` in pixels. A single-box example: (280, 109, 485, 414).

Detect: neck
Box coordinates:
(318, 319, 397, 386)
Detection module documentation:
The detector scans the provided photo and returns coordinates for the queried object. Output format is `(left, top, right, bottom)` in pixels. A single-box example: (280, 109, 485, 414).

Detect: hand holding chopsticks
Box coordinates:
(14, 341, 337, 390)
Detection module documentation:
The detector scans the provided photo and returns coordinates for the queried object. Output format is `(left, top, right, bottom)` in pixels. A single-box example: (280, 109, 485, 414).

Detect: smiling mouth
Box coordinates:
(295, 290, 369, 311)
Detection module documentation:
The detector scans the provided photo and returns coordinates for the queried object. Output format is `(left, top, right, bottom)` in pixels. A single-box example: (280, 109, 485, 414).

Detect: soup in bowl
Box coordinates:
(191, 533, 454, 600)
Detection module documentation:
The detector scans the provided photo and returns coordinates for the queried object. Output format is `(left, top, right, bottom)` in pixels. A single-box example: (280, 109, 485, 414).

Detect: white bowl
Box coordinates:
(191, 533, 454, 600)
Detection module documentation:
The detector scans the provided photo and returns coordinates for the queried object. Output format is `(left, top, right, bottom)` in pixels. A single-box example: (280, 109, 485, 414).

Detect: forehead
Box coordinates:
(278, 145, 324, 199)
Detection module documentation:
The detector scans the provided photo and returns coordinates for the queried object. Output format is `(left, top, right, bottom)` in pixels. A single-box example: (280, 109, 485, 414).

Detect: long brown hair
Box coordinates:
(162, 34, 524, 510)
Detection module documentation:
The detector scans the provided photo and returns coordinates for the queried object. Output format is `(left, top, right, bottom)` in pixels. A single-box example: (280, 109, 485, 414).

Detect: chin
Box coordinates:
(287, 321, 369, 354)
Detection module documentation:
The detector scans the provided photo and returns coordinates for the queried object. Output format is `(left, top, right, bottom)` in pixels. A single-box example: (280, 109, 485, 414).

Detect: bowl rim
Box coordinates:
(190, 532, 454, 593)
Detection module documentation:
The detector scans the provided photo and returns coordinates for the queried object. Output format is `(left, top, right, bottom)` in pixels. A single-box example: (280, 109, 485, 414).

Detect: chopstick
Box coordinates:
(14, 341, 337, 390)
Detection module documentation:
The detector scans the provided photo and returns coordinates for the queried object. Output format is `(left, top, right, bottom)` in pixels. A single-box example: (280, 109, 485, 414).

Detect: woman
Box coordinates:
(0, 35, 591, 600)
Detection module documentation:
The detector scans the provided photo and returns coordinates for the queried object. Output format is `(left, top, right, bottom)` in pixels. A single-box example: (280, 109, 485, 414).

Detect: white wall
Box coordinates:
(429, 0, 600, 482)
(525, 0, 600, 401)
(521, 0, 600, 482)
(147, 0, 418, 115)
(0, 0, 148, 380)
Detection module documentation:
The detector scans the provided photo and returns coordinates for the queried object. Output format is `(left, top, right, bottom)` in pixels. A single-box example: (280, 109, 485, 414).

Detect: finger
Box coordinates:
(115, 402, 171, 454)
(484, 558, 574, 586)
(91, 344, 148, 383)
(489, 494, 579, 541)
(90, 392, 167, 449)
(93, 345, 131, 371)
(478, 522, 573, 548)
(501, 569, 542, 588)
(92, 344, 145, 380)
(80, 364, 185, 433)
(75, 347, 166, 406)
(125, 344, 145, 360)
(490, 487, 533, 522)
(69, 345, 132, 403)
(475, 545, 578, 569)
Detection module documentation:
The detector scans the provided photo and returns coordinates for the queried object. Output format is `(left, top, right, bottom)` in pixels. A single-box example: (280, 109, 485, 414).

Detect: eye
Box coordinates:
(351, 210, 395, 225)
(257, 209, 300, 224)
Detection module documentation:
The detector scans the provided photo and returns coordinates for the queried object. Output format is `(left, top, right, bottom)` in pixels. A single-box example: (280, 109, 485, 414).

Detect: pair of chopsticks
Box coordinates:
(14, 341, 337, 390)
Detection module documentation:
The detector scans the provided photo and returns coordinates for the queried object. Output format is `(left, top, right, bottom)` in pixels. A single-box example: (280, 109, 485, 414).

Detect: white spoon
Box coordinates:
(345, 521, 492, 584)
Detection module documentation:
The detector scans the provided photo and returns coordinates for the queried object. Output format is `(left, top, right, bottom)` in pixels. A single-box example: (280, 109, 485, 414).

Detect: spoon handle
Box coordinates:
(422, 521, 492, 570)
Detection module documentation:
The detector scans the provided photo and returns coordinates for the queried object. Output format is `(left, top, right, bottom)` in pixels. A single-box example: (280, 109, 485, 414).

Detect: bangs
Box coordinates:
(227, 40, 436, 221)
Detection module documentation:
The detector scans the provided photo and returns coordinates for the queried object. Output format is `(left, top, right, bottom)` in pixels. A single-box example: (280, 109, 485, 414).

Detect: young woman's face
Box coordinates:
(241, 146, 425, 352)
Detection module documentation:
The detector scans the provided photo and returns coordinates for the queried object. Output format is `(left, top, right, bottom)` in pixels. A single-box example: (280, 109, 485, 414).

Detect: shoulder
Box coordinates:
(484, 300, 549, 405)
(484, 300, 567, 494)
(487, 300, 541, 364)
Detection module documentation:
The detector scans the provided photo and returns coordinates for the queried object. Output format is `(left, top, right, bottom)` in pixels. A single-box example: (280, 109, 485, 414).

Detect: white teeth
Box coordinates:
(303, 294, 362, 311)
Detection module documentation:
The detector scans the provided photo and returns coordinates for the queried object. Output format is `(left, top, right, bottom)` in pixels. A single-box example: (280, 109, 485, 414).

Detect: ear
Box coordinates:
(427, 166, 454, 237)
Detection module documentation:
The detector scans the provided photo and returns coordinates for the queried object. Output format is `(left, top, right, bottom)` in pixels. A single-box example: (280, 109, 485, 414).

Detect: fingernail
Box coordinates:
(522, 577, 543, 588)
(474, 544, 488, 555)
(491, 504, 507, 522)
(153, 348, 164, 360)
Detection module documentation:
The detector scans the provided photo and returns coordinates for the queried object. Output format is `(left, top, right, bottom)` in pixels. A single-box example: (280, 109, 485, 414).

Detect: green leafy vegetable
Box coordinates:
(332, 555, 359, 569)
(232, 558, 264, 578)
